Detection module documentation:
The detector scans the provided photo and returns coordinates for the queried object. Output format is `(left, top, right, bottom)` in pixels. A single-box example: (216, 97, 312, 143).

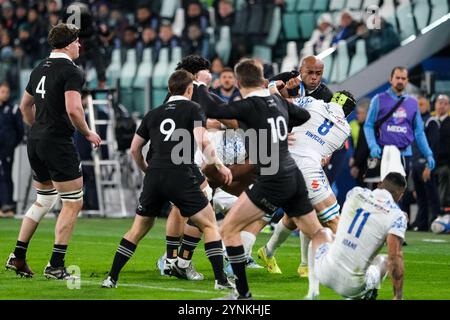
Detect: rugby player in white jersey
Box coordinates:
(307, 172, 407, 300)
(257, 88, 355, 276)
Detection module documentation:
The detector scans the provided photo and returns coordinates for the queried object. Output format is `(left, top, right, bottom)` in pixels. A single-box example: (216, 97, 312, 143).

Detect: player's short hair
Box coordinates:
(331, 90, 356, 117)
(0, 81, 10, 89)
(48, 23, 79, 49)
(234, 59, 264, 88)
(168, 69, 194, 96)
(220, 67, 234, 76)
(390, 66, 408, 79)
(175, 55, 211, 75)
(383, 172, 407, 191)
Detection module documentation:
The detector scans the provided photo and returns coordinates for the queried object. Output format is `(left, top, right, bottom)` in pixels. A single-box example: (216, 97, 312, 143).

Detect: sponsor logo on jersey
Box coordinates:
(392, 107, 407, 124)
(311, 180, 320, 189)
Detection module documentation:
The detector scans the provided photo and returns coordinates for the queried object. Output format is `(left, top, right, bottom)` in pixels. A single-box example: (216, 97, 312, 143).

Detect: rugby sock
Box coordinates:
(14, 241, 29, 259)
(307, 242, 319, 298)
(109, 238, 137, 282)
(265, 221, 292, 257)
(205, 240, 227, 282)
(166, 236, 181, 259)
(300, 231, 310, 266)
(226, 245, 250, 296)
(240, 231, 256, 257)
(178, 235, 201, 261)
(50, 244, 67, 268)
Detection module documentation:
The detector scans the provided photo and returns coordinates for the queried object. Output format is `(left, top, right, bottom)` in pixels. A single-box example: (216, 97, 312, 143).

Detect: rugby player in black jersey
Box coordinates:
(199, 59, 325, 300)
(102, 70, 234, 290)
(5, 23, 101, 279)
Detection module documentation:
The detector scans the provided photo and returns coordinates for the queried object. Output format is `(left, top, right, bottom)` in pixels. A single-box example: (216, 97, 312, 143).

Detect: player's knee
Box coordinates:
(25, 189, 59, 223)
(60, 189, 84, 211)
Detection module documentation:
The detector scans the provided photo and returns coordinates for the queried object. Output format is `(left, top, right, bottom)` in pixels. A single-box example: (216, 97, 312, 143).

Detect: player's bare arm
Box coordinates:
(193, 126, 232, 186)
(130, 134, 148, 173)
(19, 91, 36, 126)
(387, 233, 404, 300)
(65, 90, 101, 147)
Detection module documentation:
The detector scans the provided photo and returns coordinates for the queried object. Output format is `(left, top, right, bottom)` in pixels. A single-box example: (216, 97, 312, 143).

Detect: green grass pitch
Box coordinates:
(0, 217, 449, 300)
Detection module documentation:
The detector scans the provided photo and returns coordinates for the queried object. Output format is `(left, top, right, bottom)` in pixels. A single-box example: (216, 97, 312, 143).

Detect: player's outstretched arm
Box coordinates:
(65, 91, 101, 148)
(193, 126, 232, 185)
(287, 100, 311, 127)
(386, 233, 404, 300)
(19, 91, 36, 126)
(130, 134, 148, 173)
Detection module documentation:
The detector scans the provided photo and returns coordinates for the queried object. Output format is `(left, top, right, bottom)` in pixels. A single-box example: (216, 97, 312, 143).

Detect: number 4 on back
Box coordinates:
(36, 76, 46, 99)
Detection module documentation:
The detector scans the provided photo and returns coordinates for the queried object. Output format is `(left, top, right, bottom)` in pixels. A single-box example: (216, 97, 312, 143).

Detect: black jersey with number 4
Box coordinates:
(25, 56, 84, 142)
(136, 98, 207, 169)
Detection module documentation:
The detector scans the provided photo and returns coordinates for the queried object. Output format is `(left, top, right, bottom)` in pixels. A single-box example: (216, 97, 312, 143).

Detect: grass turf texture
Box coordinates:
(0, 217, 449, 300)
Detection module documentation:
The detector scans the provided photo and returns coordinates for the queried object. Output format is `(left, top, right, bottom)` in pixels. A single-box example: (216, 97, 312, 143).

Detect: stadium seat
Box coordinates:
(159, 0, 179, 19)
(429, 0, 450, 24)
(152, 88, 168, 109)
(152, 48, 170, 89)
(253, 45, 272, 63)
(329, 0, 346, 12)
(330, 40, 349, 83)
(120, 49, 137, 88)
(105, 48, 121, 86)
(362, 0, 380, 9)
(280, 41, 299, 72)
(348, 39, 368, 77)
(215, 26, 232, 65)
(299, 12, 315, 40)
(312, 0, 330, 11)
(379, 0, 395, 18)
(86, 67, 98, 89)
(265, 6, 282, 46)
(321, 51, 334, 82)
(172, 8, 185, 37)
(284, 0, 298, 12)
(396, 3, 417, 41)
(413, 0, 431, 31)
(346, 0, 362, 10)
(296, 0, 312, 12)
(282, 13, 301, 40)
(134, 48, 153, 89)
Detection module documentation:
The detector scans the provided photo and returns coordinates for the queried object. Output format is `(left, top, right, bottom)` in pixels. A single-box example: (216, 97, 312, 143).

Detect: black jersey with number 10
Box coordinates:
(25, 56, 84, 142)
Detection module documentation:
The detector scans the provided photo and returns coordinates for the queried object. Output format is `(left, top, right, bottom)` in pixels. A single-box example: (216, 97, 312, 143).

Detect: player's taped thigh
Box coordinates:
(25, 188, 59, 223)
(317, 201, 340, 223)
(59, 189, 84, 203)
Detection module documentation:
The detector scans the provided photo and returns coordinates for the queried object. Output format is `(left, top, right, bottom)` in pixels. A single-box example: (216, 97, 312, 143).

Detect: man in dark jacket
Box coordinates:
(410, 95, 441, 231)
(0, 82, 24, 217)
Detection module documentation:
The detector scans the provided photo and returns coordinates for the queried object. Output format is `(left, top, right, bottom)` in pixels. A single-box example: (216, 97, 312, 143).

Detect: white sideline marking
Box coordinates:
(83, 280, 270, 297)
(422, 239, 448, 243)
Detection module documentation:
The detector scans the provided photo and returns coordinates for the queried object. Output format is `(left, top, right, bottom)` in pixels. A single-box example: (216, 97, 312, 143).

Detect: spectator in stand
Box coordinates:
(1, 2, 17, 37)
(181, 23, 210, 59)
(0, 82, 24, 218)
(434, 94, 450, 215)
(210, 67, 241, 103)
(357, 17, 400, 63)
(135, 4, 159, 36)
(211, 56, 224, 89)
(15, 5, 28, 27)
(0, 29, 15, 61)
(14, 23, 40, 68)
(184, 0, 209, 36)
(332, 10, 359, 57)
(215, 0, 235, 28)
(109, 8, 129, 42)
(137, 26, 158, 63)
(47, 0, 61, 15)
(120, 25, 139, 63)
(410, 95, 441, 231)
(154, 22, 181, 60)
(28, 6, 48, 60)
(301, 13, 334, 58)
(349, 99, 370, 187)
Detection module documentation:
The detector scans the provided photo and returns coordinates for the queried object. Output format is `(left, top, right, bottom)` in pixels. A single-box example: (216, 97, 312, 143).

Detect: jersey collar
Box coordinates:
(244, 89, 270, 99)
(168, 95, 189, 102)
(49, 52, 73, 61)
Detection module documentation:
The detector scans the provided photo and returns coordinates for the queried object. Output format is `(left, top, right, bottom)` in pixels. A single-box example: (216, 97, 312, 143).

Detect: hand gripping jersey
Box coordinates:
(289, 96, 351, 168)
(326, 187, 407, 278)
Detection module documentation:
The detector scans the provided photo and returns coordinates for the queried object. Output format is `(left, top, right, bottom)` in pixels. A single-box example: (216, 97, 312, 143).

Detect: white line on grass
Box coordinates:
(82, 280, 270, 298)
